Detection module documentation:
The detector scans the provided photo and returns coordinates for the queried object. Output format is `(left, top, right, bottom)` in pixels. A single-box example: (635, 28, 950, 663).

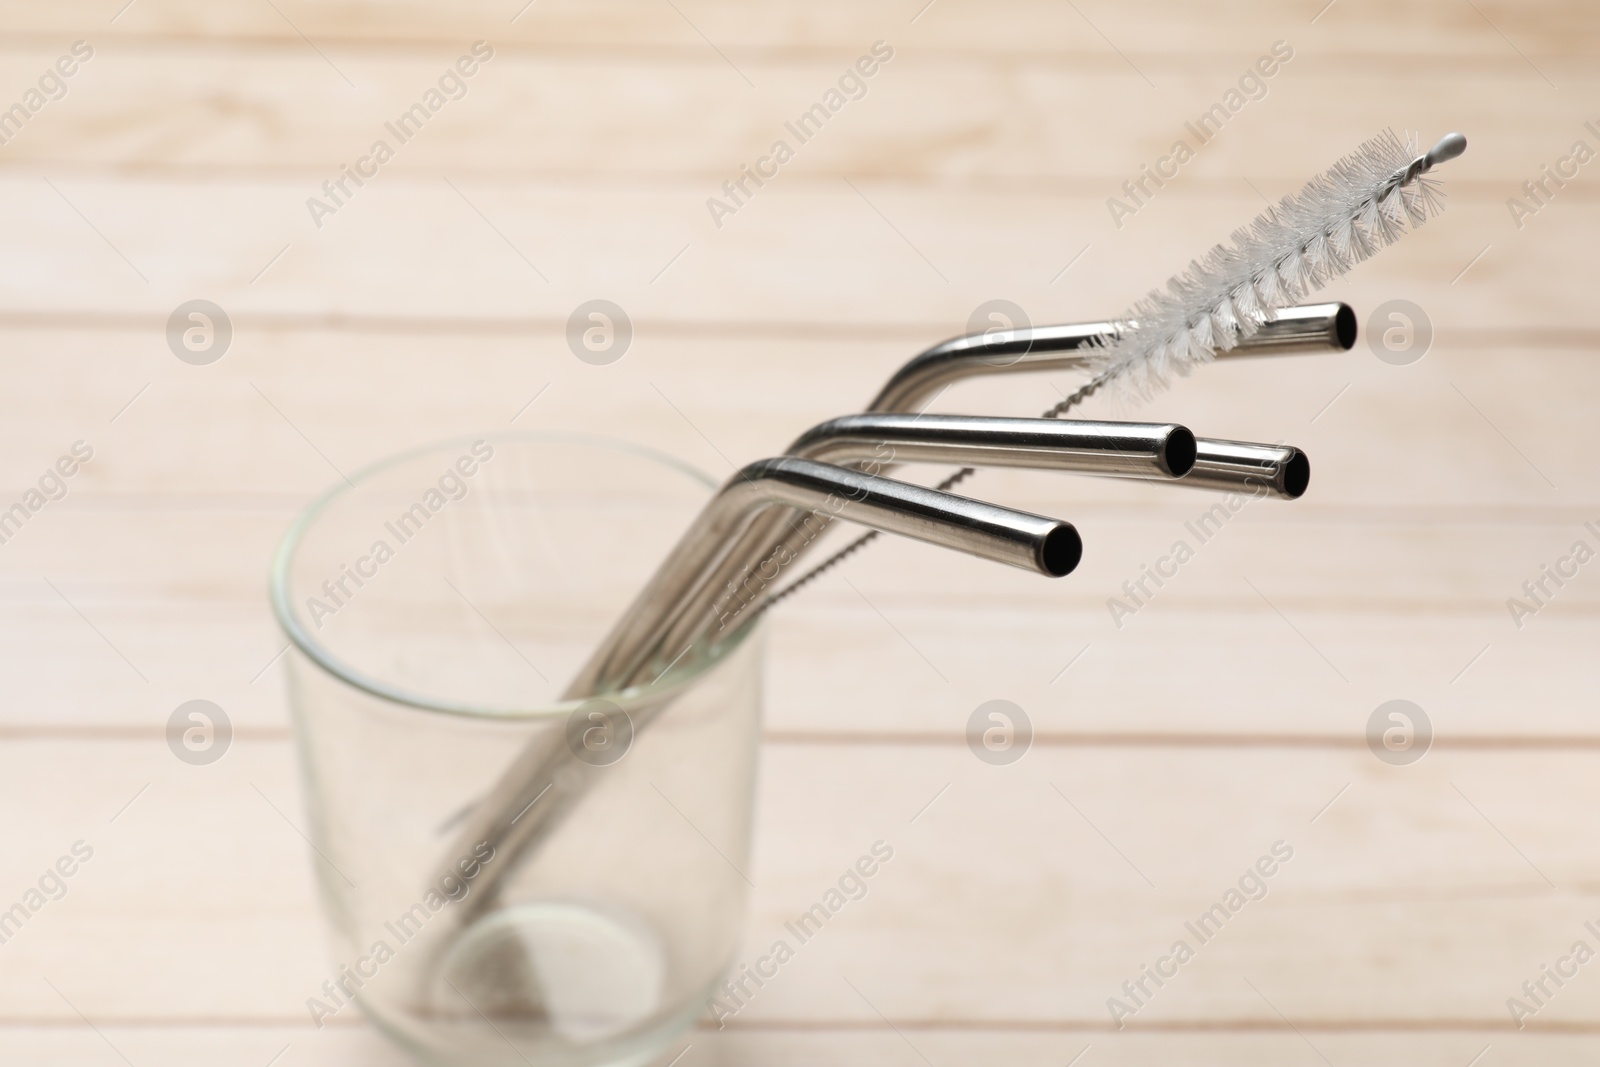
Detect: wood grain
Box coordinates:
(3, 740, 1597, 1030)
(1, 0, 1594, 1060)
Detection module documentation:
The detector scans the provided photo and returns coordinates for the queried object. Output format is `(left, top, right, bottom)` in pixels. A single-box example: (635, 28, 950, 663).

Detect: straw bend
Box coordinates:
(870, 302, 1355, 414)
(432, 456, 1082, 919)
(637, 415, 1197, 676)
(569, 455, 1080, 697)
(791, 414, 1198, 478)
(434, 308, 1347, 929)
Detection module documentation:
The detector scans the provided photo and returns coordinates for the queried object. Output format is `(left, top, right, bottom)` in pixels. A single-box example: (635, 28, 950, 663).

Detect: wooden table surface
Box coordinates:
(2, 1, 1597, 1063)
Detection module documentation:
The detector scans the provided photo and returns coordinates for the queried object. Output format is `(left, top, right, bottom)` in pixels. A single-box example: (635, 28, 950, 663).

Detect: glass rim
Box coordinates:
(267, 429, 759, 721)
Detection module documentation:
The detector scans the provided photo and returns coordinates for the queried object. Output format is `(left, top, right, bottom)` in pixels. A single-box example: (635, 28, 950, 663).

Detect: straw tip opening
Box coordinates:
(1040, 524, 1082, 577)
(1334, 304, 1357, 350)
(1163, 427, 1198, 478)
(1282, 450, 1311, 499)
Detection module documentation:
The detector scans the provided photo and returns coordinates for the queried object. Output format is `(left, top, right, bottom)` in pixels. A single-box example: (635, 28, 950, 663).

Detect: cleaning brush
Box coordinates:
(1089, 129, 1465, 398)
(421, 129, 1469, 956)
(758, 129, 1467, 613)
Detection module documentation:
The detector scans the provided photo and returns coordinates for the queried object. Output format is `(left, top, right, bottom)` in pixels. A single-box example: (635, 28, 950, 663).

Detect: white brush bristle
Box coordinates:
(1091, 129, 1447, 397)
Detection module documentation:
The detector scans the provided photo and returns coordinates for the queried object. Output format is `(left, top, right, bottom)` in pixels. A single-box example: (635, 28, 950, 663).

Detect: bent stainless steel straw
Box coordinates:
(572, 454, 1082, 697)
(418, 131, 1468, 977)
(870, 302, 1354, 414)
(705, 436, 1325, 660)
(439, 456, 1080, 916)
(703, 303, 1349, 642)
(436, 303, 1345, 924)
(635, 414, 1199, 691)
(790, 413, 1198, 475)
(689, 431, 1312, 663)
(1180, 440, 1309, 499)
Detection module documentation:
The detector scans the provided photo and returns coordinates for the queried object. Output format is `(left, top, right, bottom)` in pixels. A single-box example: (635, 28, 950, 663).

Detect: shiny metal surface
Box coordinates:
(1178, 439, 1311, 499)
(447, 308, 1337, 913)
(576, 455, 1080, 696)
(791, 414, 1198, 478)
(643, 415, 1196, 674)
(719, 304, 1346, 631)
(441, 457, 1079, 912)
(868, 302, 1354, 414)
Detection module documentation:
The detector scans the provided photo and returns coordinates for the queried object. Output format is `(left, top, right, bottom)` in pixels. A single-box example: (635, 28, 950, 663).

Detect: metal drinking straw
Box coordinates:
(790, 414, 1198, 476)
(437, 455, 1081, 921)
(869, 302, 1354, 414)
(698, 304, 1349, 644)
(626, 413, 1200, 694)
(431, 303, 1345, 928)
(451, 425, 1304, 912)
(650, 427, 1313, 685)
(1180, 441, 1309, 499)
(688, 435, 1312, 665)
(574, 454, 1082, 695)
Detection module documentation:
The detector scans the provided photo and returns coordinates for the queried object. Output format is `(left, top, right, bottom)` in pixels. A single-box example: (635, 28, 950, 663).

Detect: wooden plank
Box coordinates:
(3, 740, 1599, 1027)
(6, 0, 1596, 60)
(0, 0, 1592, 1048)
(0, 40, 1589, 187)
(0, 1025, 1582, 1067)
(0, 178, 1581, 337)
(0, 324, 1590, 733)
(2, 1028, 412, 1067)
(0, 326, 1588, 502)
(1, 519, 1596, 737)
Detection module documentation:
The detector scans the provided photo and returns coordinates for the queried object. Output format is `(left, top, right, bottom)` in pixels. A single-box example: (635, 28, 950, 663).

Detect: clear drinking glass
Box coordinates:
(269, 434, 763, 1067)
